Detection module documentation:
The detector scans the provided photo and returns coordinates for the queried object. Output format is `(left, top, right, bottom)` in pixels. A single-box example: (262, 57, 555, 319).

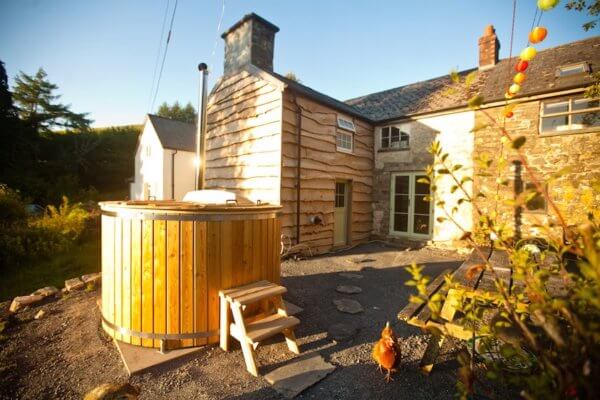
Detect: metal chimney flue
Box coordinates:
(195, 62, 209, 190)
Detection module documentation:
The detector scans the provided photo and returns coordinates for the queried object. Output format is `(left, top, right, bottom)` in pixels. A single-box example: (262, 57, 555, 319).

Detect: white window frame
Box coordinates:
(337, 117, 356, 132)
(381, 126, 410, 150)
(389, 172, 433, 239)
(539, 96, 600, 135)
(336, 131, 353, 153)
(555, 62, 589, 78)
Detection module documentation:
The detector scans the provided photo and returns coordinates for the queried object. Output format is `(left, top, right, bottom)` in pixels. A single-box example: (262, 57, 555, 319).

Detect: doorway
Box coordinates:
(390, 173, 432, 238)
(334, 181, 350, 245)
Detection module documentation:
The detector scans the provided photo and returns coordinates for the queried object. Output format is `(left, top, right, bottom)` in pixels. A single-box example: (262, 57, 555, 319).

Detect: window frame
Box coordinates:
(380, 126, 410, 151)
(337, 117, 356, 133)
(539, 95, 600, 135)
(336, 130, 354, 153)
(555, 62, 589, 78)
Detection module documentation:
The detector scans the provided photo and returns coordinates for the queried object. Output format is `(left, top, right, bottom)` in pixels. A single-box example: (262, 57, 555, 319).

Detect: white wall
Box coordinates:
(130, 120, 165, 200)
(162, 149, 196, 200)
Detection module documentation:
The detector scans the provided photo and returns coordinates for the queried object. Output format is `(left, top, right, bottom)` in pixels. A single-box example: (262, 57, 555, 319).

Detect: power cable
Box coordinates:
(147, 0, 171, 113)
(150, 0, 179, 113)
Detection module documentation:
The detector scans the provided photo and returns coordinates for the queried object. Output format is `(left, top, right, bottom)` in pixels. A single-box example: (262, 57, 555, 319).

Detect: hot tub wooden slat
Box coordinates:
(141, 220, 154, 347)
(180, 221, 194, 347)
(166, 220, 180, 348)
(130, 219, 142, 346)
(114, 218, 123, 341)
(242, 220, 252, 284)
(194, 222, 208, 346)
(122, 218, 132, 344)
(206, 221, 221, 345)
(153, 220, 167, 347)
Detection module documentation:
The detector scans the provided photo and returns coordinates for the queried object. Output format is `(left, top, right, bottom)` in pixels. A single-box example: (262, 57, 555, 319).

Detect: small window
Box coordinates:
(335, 182, 346, 208)
(336, 131, 353, 152)
(556, 63, 589, 78)
(381, 126, 409, 149)
(540, 96, 600, 133)
(145, 146, 151, 157)
(337, 117, 356, 132)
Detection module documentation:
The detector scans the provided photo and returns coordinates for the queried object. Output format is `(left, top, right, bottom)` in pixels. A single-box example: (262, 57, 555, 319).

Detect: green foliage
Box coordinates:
(284, 72, 301, 83)
(156, 101, 197, 124)
(565, 0, 600, 30)
(30, 196, 88, 241)
(12, 68, 91, 133)
(403, 73, 600, 399)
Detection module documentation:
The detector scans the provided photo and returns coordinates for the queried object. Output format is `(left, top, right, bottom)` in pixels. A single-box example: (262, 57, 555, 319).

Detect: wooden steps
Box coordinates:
(219, 280, 301, 376)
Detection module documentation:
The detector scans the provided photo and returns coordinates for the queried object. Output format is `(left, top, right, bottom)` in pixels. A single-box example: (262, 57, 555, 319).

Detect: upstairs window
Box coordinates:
(337, 117, 356, 132)
(540, 96, 600, 133)
(336, 131, 353, 153)
(381, 126, 409, 149)
(556, 62, 589, 78)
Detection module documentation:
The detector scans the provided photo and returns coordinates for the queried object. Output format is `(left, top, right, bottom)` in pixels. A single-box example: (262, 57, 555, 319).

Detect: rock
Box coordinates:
(338, 272, 363, 280)
(335, 285, 362, 294)
(83, 383, 140, 400)
(333, 299, 364, 314)
(31, 286, 59, 298)
(264, 354, 336, 398)
(9, 295, 44, 313)
(81, 273, 101, 285)
(65, 277, 85, 291)
(34, 310, 46, 320)
(327, 323, 358, 341)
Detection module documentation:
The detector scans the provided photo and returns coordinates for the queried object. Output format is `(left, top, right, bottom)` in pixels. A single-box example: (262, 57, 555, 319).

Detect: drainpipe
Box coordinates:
(195, 63, 209, 190)
(171, 150, 177, 199)
(292, 93, 303, 245)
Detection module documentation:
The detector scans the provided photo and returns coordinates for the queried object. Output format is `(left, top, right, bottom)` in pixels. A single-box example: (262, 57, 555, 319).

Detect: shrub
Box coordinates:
(30, 196, 89, 241)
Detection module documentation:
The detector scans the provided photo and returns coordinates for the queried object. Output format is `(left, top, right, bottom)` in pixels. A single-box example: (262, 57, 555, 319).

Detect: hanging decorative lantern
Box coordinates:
(515, 60, 529, 72)
(537, 0, 560, 11)
(504, 111, 514, 118)
(509, 83, 521, 94)
(505, 91, 515, 99)
(514, 72, 526, 84)
(529, 26, 548, 44)
(520, 47, 537, 61)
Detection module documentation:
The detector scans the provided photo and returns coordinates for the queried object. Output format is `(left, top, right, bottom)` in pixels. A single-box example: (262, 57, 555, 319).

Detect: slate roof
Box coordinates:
(346, 35, 600, 122)
(147, 114, 196, 152)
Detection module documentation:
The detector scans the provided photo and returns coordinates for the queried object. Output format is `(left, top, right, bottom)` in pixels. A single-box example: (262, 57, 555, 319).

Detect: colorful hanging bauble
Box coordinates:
(537, 0, 560, 11)
(509, 83, 521, 94)
(514, 72, 526, 84)
(504, 111, 514, 118)
(505, 91, 516, 99)
(529, 26, 548, 44)
(515, 60, 529, 72)
(520, 46, 537, 61)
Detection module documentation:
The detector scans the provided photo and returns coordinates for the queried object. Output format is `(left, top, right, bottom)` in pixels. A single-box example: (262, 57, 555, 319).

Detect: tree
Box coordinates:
(156, 101, 197, 124)
(284, 72, 301, 83)
(12, 68, 91, 134)
(566, 0, 600, 30)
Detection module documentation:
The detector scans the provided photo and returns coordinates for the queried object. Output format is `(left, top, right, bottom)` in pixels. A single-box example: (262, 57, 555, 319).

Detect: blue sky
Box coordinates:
(1, 0, 596, 127)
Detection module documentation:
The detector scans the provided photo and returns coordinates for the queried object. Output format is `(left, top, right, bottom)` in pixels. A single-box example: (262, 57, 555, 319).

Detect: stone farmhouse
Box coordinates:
(132, 13, 600, 254)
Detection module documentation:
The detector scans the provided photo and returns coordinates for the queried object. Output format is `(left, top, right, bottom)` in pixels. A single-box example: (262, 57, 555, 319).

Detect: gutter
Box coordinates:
(171, 150, 177, 199)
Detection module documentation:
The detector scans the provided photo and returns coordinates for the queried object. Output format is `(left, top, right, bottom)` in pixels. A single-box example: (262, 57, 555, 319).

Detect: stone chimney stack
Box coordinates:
(478, 25, 500, 70)
(222, 13, 280, 76)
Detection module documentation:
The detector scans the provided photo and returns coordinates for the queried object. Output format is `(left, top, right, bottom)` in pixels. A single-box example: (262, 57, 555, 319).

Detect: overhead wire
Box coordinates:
(147, 0, 171, 113)
(150, 0, 180, 113)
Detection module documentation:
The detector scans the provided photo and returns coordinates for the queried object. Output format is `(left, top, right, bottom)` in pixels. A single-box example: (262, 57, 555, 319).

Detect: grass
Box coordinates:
(0, 238, 99, 302)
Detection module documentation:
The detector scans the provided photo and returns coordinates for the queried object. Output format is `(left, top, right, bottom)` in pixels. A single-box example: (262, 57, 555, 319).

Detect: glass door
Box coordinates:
(390, 173, 431, 237)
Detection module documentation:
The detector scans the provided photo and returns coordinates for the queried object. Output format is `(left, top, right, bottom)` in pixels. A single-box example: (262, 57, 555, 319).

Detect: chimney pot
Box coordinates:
(478, 24, 500, 70)
(222, 13, 279, 76)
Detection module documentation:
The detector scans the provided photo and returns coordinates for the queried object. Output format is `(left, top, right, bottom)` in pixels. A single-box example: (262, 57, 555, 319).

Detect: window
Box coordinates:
(336, 131, 353, 152)
(335, 182, 346, 207)
(145, 145, 151, 157)
(337, 117, 356, 132)
(556, 62, 589, 78)
(540, 96, 600, 133)
(381, 126, 409, 149)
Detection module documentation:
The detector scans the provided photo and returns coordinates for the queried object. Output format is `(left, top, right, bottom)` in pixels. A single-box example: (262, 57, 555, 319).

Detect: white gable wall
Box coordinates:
(162, 149, 196, 200)
(130, 120, 166, 200)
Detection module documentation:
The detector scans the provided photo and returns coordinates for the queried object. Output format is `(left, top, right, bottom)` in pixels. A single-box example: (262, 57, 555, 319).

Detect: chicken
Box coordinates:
(372, 321, 401, 382)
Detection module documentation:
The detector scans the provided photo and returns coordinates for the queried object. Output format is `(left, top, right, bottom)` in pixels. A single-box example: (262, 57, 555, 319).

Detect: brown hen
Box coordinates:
(372, 321, 401, 382)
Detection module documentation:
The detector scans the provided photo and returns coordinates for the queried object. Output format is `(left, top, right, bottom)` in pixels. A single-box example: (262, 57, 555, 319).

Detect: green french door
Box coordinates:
(390, 173, 432, 237)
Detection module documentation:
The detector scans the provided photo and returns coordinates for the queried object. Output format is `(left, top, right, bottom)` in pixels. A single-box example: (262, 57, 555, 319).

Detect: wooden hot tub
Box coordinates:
(98, 200, 282, 349)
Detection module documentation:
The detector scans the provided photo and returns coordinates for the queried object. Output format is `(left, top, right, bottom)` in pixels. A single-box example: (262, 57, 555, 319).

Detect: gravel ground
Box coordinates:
(0, 242, 493, 400)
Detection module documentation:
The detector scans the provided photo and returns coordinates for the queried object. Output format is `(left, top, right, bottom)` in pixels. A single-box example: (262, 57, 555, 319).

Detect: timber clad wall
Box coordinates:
(281, 93, 374, 254)
(473, 99, 600, 237)
(204, 71, 283, 205)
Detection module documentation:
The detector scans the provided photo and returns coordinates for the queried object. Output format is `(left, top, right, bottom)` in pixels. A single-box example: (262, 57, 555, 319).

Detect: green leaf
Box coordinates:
(417, 177, 430, 184)
(467, 94, 484, 109)
(450, 69, 460, 84)
(511, 136, 527, 150)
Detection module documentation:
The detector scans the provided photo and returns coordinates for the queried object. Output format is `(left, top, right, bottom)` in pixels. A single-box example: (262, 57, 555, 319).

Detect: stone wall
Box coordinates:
(473, 97, 600, 240)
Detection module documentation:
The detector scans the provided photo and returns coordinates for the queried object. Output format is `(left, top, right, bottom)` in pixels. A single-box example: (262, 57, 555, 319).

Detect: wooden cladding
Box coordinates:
(101, 213, 281, 349)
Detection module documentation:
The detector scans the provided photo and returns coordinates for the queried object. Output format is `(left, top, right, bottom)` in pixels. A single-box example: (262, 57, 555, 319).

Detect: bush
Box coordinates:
(30, 196, 89, 241)
(0, 184, 27, 228)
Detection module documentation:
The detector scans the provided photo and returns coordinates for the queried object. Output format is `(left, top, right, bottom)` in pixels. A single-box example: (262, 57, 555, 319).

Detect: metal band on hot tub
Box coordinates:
(101, 209, 281, 221)
(101, 314, 219, 340)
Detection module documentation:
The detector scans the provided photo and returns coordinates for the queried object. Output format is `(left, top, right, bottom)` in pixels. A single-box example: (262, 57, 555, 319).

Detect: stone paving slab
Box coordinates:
(335, 285, 362, 294)
(264, 353, 335, 398)
(333, 299, 364, 314)
(114, 340, 203, 376)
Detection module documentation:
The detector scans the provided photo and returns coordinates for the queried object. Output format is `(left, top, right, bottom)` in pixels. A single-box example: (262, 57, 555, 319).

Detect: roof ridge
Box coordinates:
(147, 113, 196, 127)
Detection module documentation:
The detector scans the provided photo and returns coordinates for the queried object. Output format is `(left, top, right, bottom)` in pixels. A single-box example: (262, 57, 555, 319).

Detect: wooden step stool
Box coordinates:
(219, 280, 301, 376)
